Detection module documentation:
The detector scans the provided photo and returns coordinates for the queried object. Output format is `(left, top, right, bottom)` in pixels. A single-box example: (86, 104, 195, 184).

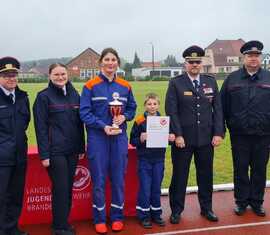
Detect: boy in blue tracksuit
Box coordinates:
(130, 93, 175, 229)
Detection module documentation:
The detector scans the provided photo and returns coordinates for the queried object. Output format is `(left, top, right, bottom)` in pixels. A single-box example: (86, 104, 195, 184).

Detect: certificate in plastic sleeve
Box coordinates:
(146, 116, 170, 148)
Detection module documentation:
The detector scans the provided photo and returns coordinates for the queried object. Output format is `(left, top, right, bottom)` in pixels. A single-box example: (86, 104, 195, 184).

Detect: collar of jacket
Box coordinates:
(48, 80, 73, 95)
(99, 72, 116, 82)
(144, 111, 161, 118)
(241, 66, 262, 80)
(0, 86, 27, 102)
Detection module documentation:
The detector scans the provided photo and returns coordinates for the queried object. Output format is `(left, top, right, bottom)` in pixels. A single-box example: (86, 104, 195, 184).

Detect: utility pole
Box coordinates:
(150, 42, 155, 78)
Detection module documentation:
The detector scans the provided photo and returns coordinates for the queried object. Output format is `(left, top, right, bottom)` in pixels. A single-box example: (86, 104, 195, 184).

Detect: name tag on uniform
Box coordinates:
(184, 91, 193, 96)
(203, 87, 213, 94)
(0, 105, 7, 109)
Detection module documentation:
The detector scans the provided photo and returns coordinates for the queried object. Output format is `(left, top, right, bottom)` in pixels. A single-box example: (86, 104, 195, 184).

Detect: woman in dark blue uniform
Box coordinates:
(33, 63, 85, 235)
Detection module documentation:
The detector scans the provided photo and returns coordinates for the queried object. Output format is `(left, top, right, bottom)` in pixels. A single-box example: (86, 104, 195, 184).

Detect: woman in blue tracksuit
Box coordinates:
(130, 93, 175, 229)
(33, 63, 85, 235)
(80, 48, 137, 234)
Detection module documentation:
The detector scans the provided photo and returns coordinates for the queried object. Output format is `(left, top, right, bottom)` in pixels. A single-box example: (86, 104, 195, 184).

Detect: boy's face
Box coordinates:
(145, 98, 159, 115)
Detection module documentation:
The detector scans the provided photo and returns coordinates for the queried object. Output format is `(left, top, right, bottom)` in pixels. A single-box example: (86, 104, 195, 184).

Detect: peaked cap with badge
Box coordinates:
(0, 57, 20, 74)
(240, 40, 263, 55)
(182, 45, 205, 61)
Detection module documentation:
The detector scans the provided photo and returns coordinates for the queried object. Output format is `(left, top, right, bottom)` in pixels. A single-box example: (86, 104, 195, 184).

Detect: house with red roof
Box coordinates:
(202, 39, 245, 74)
(66, 48, 100, 79)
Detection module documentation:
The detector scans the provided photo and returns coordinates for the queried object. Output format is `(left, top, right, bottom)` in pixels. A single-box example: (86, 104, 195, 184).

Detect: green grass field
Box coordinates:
(20, 81, 270, 188)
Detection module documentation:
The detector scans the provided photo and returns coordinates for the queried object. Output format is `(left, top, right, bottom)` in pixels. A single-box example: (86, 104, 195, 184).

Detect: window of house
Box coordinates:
(161, 70, 171, 77)
(218, 67, 224, 73)
(86, 69, 92, 78)
(226, 67, 232, 72)
(117, 72, 124, 77)
(80, 69, 85, 78)
(150, 71, 160, 77)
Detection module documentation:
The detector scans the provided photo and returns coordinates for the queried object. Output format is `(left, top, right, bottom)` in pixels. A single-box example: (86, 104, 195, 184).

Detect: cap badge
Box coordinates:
(191, 52, 198, 57)
(5, 64, 13, 69)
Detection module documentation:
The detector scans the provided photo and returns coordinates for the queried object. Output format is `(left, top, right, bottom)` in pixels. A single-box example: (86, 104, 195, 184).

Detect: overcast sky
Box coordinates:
(1, 0, 269, 62)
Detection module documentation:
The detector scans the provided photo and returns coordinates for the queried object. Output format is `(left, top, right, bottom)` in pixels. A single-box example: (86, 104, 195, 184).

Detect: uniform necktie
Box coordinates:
(193, 80, 199, 91)
(9, 93, 15, 104)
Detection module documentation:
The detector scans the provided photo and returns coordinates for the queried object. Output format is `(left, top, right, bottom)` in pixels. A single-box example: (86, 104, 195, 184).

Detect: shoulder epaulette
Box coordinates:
(115, 77, 131, 90)
(85, 76, 103, 90)
(135, 115, 145, 125)
(203, 74, 216, 80)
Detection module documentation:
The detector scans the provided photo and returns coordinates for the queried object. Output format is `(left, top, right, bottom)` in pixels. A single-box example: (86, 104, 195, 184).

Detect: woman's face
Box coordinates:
(100, 52, 119, 76)
(49, 66, 68, 88)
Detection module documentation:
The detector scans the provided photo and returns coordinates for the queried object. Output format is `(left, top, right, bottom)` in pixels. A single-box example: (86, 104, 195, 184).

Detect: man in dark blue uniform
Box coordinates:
(165, 46, 224, 224)
(0, 57, 30, 235)
(221, 40, 270, 217)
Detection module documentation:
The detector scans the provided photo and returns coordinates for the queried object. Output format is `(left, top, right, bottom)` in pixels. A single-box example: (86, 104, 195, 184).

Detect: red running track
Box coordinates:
(21, 188, 270, 235)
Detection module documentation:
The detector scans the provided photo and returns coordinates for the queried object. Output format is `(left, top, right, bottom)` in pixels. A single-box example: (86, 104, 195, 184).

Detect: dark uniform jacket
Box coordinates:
(165, 73, 224, 147)
(0, 87, 30, 166)
(130, 112, 166, 162)
(221, 67, 270, 136)
(33, 81, 85, 160)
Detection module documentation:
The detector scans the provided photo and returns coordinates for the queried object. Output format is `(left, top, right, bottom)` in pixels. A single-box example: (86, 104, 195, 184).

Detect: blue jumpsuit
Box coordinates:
(130, 112, 166, 221)
(80, 73, 137, 224)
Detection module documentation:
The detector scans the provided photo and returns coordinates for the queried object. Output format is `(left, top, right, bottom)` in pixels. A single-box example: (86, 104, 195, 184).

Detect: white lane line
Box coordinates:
(145, 221, 270, 235)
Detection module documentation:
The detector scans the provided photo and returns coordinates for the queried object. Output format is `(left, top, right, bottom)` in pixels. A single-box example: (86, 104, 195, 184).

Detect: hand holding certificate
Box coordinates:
(146, 116, 170, 148)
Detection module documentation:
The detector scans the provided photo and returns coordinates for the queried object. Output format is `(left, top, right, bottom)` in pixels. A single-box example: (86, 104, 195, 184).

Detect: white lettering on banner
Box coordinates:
(27, 195, 52, 203)
(24, 165, 90, 213)
(73, 192, 91, 200)
(27, 203, 51, 212)
(25, 186, 51, 195)
(25, 186, 52, 212)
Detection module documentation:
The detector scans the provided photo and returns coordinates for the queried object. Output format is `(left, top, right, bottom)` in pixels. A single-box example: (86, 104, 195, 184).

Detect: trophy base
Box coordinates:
(110, 127, 122, 135)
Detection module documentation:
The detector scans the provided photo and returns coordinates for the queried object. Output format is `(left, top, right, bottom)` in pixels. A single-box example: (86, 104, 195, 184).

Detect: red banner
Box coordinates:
(19, 145, 138, 225)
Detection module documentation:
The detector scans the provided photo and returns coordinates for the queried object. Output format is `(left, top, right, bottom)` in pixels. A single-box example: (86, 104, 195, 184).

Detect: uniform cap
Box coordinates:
(240, 40, 263, 55)
(0, 57, 20, 73)
(182, 45, 205, 61)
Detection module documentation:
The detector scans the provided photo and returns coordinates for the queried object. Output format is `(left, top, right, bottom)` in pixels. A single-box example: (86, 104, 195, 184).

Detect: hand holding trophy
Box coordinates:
(109, 92, 123, 135)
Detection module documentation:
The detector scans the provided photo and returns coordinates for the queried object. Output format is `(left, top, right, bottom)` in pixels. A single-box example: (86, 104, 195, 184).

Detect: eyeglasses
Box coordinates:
(187, 61, 202, 65)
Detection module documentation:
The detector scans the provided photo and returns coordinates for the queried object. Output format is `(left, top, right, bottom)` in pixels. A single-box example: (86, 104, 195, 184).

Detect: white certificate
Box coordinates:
(146, 116, 170, 148)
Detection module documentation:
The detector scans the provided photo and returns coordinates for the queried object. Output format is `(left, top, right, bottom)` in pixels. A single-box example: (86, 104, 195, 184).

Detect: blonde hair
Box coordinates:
(144, 92, 160, 105)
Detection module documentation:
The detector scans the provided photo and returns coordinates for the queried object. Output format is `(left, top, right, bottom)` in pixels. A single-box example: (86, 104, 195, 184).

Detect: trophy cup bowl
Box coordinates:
(109, 98, 123, 135)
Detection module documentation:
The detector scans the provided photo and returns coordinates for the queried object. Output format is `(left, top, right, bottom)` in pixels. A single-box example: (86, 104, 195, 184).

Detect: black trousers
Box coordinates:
(0, 164, 26, 233)
(47, 154, 78, 230)
(230, 135, 270, 207)
(169, 144, 214, 215)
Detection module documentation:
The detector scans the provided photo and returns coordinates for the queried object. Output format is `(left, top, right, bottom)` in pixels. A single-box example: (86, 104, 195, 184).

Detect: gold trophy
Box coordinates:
(109, 92, 123, 135)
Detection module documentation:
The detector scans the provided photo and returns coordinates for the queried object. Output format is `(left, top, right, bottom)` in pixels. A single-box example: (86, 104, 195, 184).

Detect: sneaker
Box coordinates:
(95, 223, 107, 234)
(152, 217, 165, 226)
(52, 228, 75, 235)
(9, 228, 29, 235)
(141, 218, 152, 229)
(111, 221, 124, 232)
